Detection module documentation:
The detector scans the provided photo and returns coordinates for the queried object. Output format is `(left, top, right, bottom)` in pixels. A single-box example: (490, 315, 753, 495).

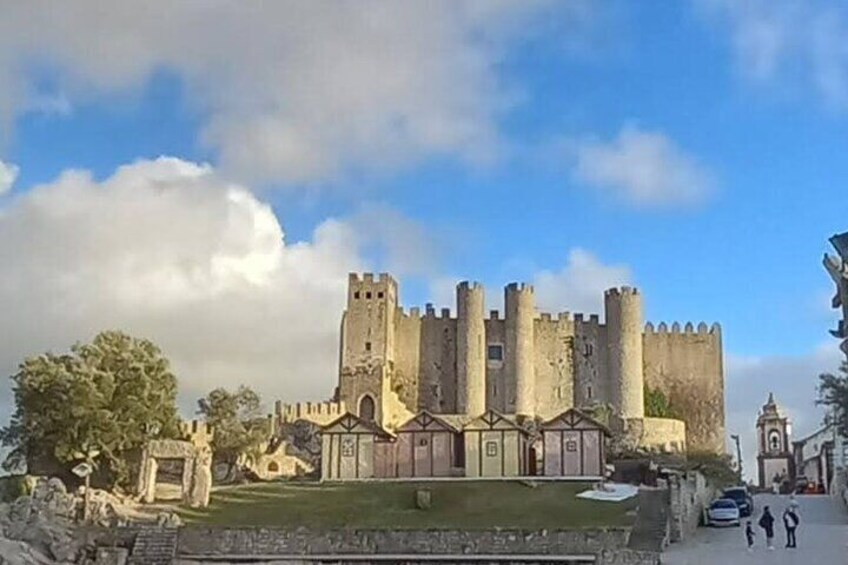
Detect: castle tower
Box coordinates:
(605, 287, 644, 419)
(457, 281, 486, 416)
(338, 273, 399, 424)
(505, 283, 535, 417)
(756, 393, 794, 490)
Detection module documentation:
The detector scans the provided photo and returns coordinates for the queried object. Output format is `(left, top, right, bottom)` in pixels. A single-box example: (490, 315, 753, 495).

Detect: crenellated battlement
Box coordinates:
(349, 272, 394, 284)
(573, 313, 601, 327)
(605, 286, 640, 297)
(505, 282, 534, 294)
(644, 321, 721, 335)
(457, 280, 484, 291)
(274, 400, 347, 425)
(180, 419, 214, 447)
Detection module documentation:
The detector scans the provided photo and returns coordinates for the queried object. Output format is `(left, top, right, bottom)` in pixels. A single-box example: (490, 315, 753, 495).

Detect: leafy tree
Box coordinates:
(0, 331, 181, 487)
(644, 384, 680, 419)
(817, 360, 848, 436)
(197, 386, 268, 480)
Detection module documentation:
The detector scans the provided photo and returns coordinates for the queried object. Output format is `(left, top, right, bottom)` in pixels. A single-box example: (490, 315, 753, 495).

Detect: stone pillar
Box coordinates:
(506, 283, 535, 417)
(605, 287, 644, 419)
(457, 281, 486, 416)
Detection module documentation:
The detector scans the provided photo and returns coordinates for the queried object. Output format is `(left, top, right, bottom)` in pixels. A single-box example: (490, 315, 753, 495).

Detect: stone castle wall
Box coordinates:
(337, 273, 724, 455)
(642, 323, 724, 454)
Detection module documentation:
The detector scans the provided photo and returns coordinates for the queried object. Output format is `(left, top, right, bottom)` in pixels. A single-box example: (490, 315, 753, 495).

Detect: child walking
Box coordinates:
(745, 520, 755, 552)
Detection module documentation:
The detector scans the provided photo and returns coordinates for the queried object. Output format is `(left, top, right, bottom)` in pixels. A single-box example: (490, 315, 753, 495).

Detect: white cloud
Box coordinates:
(0, 1, 577, 185)
(534, 248, 632, 315)
(724, 342, 843, 483)
(573, 125, 713, 208)
(0, 157, 375, 419)
(699, 0, 848, 110)
(0, 161, 19, 195)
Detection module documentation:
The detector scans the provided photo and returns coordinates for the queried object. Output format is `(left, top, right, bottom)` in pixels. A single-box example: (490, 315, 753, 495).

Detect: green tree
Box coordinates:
(817, 360, 848, 436)
(644, 384, 680, 419)
(0, 331, 181, 487)
(197, 386, 268, 480)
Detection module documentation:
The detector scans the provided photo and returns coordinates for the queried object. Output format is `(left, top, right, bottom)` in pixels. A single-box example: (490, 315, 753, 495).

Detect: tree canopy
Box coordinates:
(817, 360, 848, 437)
(197, 385, 268, 477)
(0, 330, 180, 486)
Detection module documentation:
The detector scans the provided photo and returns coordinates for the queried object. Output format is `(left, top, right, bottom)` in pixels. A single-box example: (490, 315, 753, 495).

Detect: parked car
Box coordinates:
(707, 498, 741, 527)
(722, 486, 753, 517)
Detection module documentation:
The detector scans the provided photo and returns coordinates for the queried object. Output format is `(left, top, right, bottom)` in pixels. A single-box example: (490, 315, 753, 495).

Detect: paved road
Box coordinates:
(663, 494, 848, 564)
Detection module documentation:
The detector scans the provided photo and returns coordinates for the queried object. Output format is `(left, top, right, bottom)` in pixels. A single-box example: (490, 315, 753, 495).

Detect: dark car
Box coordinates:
(722, 486, 753, 517)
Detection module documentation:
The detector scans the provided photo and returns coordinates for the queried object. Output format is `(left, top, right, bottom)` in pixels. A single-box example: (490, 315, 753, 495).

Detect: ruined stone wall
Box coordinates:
(418, 306, 457, 414)
(573, 315, 609, 409)
(393, 308, 421, 411)
(533, 313, 575, 421)
(485, 314, 507, 413)
(642, 323, 724, 454)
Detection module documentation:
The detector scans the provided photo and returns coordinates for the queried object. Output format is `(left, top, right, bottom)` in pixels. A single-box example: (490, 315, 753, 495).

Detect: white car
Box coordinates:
(707, 498, 741, 527)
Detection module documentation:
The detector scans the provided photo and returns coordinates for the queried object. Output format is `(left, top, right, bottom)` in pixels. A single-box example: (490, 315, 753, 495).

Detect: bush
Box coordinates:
(0, 475, 29, 502)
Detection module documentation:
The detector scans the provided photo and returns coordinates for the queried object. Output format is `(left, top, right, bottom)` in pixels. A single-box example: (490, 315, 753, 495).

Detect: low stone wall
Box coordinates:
(667, 471, 715, 543)
(177, 527, 631, 558)
(639, 418, 686, 454)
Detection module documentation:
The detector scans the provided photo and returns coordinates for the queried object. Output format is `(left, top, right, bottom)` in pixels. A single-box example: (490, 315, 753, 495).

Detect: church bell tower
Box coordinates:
(756, 393, 795, 490)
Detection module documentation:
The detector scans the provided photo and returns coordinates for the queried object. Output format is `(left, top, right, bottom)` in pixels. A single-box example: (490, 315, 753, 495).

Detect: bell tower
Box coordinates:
(756, 393, 794, 490)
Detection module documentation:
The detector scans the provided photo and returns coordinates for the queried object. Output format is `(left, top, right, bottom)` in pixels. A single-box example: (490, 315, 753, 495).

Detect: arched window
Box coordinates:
(359, 395, 376, 421)
(768, 430, 781, 453)
(268, 461, 280, 474)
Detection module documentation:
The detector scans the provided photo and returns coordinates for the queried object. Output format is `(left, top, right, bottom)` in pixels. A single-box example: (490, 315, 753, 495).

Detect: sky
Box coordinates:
(0, 0, 846, 480)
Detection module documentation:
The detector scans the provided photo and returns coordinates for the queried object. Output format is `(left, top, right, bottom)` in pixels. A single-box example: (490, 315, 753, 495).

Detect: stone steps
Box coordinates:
(627, 488, 670, 552)
(128, 527, 178, 565)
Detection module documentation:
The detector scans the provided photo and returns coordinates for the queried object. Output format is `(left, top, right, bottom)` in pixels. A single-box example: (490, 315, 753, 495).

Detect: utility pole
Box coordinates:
(731, 434, 743, 483)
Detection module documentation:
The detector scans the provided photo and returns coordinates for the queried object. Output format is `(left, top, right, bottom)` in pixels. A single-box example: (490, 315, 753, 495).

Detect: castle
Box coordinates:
(326, 273, 725, 454)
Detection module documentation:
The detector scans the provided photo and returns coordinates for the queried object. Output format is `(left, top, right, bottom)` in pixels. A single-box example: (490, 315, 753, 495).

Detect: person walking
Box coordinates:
(758, 506, 775, 550)
(745, 520, 755, 552)
(783, 507, 799, 548)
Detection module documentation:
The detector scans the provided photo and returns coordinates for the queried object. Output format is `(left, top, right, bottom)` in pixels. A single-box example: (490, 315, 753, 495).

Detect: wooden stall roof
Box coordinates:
(396, 411, 466, 433)
(322, 412, 394, 439)
(541, 408, 612, 436)
(463, 409, 529, 433)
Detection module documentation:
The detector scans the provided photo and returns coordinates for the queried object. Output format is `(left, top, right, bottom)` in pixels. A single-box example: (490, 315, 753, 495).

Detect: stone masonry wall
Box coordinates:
(533, 314, 575, 420)
(667, 470, 716, 543)
(642, 323, 724, 454)
(177, 527, 632, 557)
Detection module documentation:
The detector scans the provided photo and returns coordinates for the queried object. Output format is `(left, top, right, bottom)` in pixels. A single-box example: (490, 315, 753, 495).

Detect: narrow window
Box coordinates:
(377, 291, 384, 299)
(487, 344, 503, 361)
(354, 291, 360, 299)
(584, 343, 593, 356)
(365, 341, 372, 352)
(587, 385, 593, 399)
(366, 291, 372, 299)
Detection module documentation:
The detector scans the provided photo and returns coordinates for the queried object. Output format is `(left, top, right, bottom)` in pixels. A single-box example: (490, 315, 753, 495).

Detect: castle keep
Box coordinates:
(336, 273, 725, 454)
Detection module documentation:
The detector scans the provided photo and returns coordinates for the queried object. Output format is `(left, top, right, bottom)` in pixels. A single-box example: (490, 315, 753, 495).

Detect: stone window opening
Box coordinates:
(487, 344, 503, 361)
(365, 341, 372, 352)
(584, 342, 593, 357)
(378, 291, 384, 299)
(268, 461, 279, 474)
(587, 385, 593, 400)
(354, 291, 360, 299)
(366, 291, 372, 299)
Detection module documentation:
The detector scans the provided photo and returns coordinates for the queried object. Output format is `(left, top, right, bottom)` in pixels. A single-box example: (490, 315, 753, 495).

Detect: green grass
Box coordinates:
(178, 481, 638, 530)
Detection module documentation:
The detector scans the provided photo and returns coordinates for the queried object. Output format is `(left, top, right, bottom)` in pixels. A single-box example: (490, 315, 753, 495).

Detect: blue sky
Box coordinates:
(0, 1, 846, 475)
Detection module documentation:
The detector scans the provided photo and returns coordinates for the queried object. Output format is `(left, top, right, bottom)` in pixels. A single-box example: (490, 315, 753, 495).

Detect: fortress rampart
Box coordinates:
(337, 273, 725, 454)
(273, 401, 347, 426)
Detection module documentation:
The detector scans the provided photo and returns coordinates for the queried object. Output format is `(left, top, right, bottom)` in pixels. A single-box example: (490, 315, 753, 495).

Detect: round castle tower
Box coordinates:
(605, 287, 644, 419)
(505, 283, 535, 417)
(457, 281, 486, 416)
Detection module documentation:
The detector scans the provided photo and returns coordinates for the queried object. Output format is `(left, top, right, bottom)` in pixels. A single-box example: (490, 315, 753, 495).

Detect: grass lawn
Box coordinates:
(177, 481, 638, 529)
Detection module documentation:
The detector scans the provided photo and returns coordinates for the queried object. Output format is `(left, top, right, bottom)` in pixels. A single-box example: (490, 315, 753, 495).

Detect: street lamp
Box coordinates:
(731, 434, 743, 483)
